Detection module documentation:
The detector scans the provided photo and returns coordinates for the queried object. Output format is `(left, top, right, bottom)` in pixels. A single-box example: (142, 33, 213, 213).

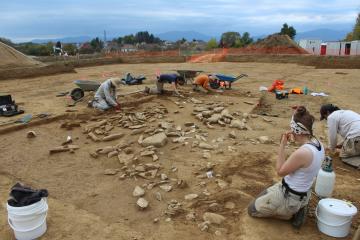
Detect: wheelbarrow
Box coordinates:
(70, 80, 101, 101)
(210, 73, 248, 89)
(173, 69, 203, 84)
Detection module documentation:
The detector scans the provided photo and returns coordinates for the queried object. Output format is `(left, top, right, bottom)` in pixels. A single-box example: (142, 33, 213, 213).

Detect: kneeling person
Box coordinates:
(92, 77, 121, 111)
(145, 74, 185, 95)
(192, 74, 217, 93)
(248, 106, 324, 228)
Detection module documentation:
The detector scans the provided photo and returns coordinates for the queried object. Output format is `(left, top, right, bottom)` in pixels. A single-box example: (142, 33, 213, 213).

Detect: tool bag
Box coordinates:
(0, 94, 24, 117)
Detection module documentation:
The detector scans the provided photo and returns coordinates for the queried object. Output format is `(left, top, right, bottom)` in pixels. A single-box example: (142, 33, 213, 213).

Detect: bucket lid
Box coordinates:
(319, 198, 358, 217)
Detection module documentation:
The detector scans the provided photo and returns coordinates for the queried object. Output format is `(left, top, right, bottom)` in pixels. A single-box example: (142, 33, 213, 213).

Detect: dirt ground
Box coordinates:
(0, 62, 359, 240)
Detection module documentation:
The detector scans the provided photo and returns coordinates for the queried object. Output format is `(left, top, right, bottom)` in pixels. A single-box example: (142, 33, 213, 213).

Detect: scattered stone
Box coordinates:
(203, 152, 211, 159)
(88, 132, 100, 142)
(229, 131, 236, 139)
(107, 150, 118, 158)
(262, 117, 272, 122)
(97, 146, 114, 154)
(49, 145, 79, 154)
(185, 193, 199, 201)
(135, 165, 146, 172)
(104, 169, 118, 175)
(103, 133, 125, 141)
(137, 134, 143, 144)
(141, 133, 168, 147)
(216, 179, 229, 189)
(89, 151, 98, 158)
(208, 203, 220, 212)
(118, 153, 134, 165)
(130, 129, 144, 135)
(215, 230, 222, 236)
(184, 122, 195, 127)
(199, 142, 214, 150)
(258, 136, 272, 144)
(161, 173, 168, 180)
(186, 212, 196, 221)
(202, 110, 213, 118)
(198, 221, 210, 232)
(203, 212, 226, 225)
(136, 198, 149, 209)
(26, 131, 36, 138)
(129, 124, 146, 129)
(230, 119, 246, 130)
(190, 98, 203, 104)
(124, 147, 134, 154)
(140, 150, 155, 156)
(133, 186, 145, 197)
(244, 101, 255, 105)
(159, 184, 172, 192)
(155, 192, 162, 201)
(207, 114, 222, 124)
(177, 179, 188, 189)
(224, 201, 236, 210)
(213, 106, 225, 113)
(165, 218, 172, 222)
(153, 218, 159, 223)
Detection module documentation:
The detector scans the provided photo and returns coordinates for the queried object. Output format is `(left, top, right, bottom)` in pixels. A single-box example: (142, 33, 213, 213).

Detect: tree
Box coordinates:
(240, 32, 253, 46)
(280, 23, 296, 39)
(0, 37, 14, 47)
(206, 38, 218, 49)
(123, 34, 135, 44)
(90, 37, 104, 52)
(345, 32, 353, 41)
(353, 13, 360, 40)
(220, 32, 241, 48)
(63, 43, 77, 55)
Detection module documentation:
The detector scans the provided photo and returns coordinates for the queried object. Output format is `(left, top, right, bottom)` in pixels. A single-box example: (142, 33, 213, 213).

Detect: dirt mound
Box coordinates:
(248, 34, 308, 54)
(0, 42, 43, 69)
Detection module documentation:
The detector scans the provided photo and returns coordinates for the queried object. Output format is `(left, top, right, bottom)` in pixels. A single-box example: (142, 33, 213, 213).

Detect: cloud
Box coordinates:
(0, 0, 358, 40)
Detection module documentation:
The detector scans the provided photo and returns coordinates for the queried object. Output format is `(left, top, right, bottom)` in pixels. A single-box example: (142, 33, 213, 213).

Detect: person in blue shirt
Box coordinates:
(144, 73, 185, 95)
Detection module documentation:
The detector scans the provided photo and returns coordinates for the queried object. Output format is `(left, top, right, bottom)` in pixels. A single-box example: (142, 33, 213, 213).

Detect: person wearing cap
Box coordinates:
(91, 77, 121, 111)
(248, 106, 324, 228)
(144, 73, 185, 95)
(192, 74, 218, 93)
(320, 104, 360, 159)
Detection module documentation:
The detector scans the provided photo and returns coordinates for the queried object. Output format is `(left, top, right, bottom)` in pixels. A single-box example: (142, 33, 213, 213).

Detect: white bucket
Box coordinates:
(7, 198, 48, 240)
(316, 198, 357, 238)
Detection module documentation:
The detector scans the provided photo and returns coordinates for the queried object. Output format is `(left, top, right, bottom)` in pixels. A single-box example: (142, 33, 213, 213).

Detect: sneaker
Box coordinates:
(291, 205, 307, 229)
(144, 86, 150, 93)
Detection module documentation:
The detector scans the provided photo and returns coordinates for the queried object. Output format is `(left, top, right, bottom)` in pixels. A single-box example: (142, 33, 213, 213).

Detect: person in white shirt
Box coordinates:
(320, 104, 360, 159)
(248, 106, 324, 229)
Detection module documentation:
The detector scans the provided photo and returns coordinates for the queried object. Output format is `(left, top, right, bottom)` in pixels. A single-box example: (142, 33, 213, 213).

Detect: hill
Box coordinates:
(156, 31, 212, 41)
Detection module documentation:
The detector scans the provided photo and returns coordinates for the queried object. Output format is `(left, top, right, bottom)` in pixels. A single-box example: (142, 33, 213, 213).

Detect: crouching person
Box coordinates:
(248, 106, 324, 228)
(144, 73, 185, 95)
(91, 77, 121, 111)
(192, 74, 218, 93)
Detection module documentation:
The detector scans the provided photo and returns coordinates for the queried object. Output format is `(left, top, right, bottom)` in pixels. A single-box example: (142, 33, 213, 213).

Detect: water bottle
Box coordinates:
(315, 156, 336, 198)
(303, 86, 309, 95)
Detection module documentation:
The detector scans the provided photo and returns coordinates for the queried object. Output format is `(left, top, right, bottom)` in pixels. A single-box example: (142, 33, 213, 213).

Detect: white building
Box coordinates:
(299, 39, 321, 55)
(350, 40, 360, 55)
(326, 42, 341, 55)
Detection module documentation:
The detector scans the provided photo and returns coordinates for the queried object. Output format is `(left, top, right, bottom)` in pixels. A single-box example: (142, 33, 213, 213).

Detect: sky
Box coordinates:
(1, 0, 359, 42)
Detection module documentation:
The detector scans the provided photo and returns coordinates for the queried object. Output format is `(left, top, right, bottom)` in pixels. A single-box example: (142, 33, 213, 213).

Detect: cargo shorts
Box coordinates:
(248, 182, 311, 220)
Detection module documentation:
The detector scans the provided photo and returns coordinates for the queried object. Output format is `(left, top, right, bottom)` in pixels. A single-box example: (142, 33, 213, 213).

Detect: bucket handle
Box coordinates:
(8, 213, 47, 233)
(315, 206, 351, 227)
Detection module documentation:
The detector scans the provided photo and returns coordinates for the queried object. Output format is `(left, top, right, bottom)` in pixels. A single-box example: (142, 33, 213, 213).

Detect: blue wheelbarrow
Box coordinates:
(70, 80, 101, 101)
(210, 73, 248, 89)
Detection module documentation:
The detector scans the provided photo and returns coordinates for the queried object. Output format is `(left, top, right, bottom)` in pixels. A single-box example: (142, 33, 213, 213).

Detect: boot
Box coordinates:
(291, 205, 308, 229)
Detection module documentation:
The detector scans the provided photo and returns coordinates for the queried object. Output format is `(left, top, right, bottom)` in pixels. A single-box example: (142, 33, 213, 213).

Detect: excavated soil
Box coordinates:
(0, 62, 359, 240)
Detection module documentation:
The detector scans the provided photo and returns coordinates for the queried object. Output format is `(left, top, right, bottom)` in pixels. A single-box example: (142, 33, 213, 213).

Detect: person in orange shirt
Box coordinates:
(192, 74, 218, 92)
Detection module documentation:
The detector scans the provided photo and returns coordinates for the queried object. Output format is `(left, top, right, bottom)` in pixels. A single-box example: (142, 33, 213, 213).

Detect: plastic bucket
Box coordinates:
(316, 198, 357, 238)
(7, 198, 48, 240)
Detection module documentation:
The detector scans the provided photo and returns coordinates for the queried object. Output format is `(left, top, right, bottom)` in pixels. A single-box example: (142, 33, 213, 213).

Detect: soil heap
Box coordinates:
(238, 34, 308, 54)
(0, 42, 43, 69)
